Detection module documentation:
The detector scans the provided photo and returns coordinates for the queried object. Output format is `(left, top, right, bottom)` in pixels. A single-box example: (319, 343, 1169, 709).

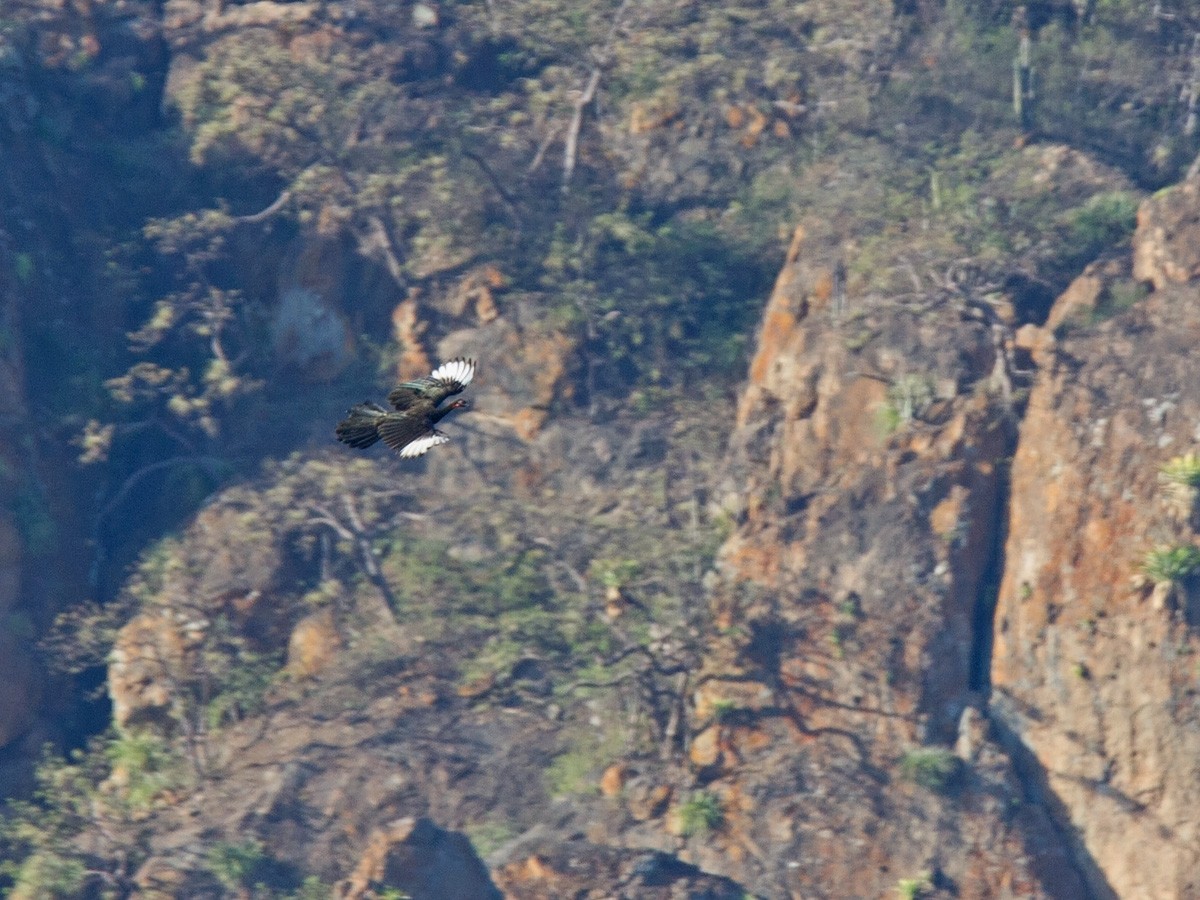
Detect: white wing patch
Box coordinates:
(399, 431, 450, 458)
(429, 357, 475, 388)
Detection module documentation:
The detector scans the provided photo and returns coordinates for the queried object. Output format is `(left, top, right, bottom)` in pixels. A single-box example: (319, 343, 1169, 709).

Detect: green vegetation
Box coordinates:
(1142, 545, 1200, 586)
(678, 790, 724, 837)
(203, 648, 280, 731)
(207, 838, 269, 894)
(464, 821, 515, 859)
(286, 877, 334, 900)
(104, 730, 182, 812)
(1160, 453, 1200, 489)
(545, 747, 601, 798)
(879, 375, 936, 436)
(1065, 191, 1138, 256)
(897, 872, 934, 900)
(545, 726, 629, 798)
(0, 736, 169, 897)
(1091, 279, 1149, 325)
(592, 558, 642, 591)
(711, 698, 739, 723)
(0, 851, 86, 900)
(899, 747, 962, 793)
(542, 212, 774, 390)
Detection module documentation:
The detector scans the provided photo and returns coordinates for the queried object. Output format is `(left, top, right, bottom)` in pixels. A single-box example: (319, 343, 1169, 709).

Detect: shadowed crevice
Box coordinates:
(989, 709, 1120, 900)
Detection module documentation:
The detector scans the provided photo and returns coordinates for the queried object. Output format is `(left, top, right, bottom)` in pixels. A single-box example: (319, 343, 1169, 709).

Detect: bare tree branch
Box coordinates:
(561, 0, 633, 192)
(562, 67, 603, 192)
(233, 188, 292, 224)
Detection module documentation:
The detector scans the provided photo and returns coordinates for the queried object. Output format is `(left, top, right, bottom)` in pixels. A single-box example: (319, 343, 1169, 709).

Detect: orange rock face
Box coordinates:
(1133, 172, 1200, 289)
(338, 817, 500, 900)
(707, 219, 1085, 897)
(286, 609, 343, 678)
(109, 613, 186, 731)
(992, 183, 1200, 896)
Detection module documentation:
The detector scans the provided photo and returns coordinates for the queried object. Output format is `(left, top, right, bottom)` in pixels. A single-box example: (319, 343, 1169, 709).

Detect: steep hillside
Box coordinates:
(4, 0, 1200, 898)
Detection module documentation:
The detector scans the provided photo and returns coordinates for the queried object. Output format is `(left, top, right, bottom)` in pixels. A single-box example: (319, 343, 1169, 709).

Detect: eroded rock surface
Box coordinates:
(992, 173, 1200, 899)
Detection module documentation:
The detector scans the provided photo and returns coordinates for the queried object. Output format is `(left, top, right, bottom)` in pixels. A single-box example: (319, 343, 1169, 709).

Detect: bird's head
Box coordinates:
(448, 398, 470, 411)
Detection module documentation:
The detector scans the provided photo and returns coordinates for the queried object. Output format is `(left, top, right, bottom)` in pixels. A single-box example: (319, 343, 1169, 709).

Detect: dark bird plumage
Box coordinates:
(336, 358, 475, 458)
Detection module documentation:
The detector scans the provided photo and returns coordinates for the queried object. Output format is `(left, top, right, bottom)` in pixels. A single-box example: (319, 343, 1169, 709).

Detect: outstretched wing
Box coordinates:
(378, 416, 450, 457)
(398, 430, 450, 458)
(387, 358, 476, 410)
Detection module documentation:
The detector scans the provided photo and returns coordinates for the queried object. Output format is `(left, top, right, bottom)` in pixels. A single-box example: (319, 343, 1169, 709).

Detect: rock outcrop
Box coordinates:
(1133, 174, 1200, 289)
(338, 817, 501, 900)
(991, 170, 1200, 899)
(698, 216, 1093, 896)
(493, 842, 747, 899)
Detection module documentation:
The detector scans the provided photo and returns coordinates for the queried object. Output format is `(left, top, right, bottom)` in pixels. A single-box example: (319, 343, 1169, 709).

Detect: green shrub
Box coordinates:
(105, 731, 181, 812)
(678, 790, 724, 837)
(897, 872, 933, 899)
(207, 838, 268, 893)
(878, 374, 936, 435)
(542, 212, 773, 392)
(592, 558, 641, 591)
(1160, 453, 1200, 488)
(204, 649, 280, 730)
(464, 821, 514, 859)
(1, 850, 87, 899)
(1142, 545, 1200, 585)
(0, 741, 150, 897)
(1091, 279, 1147, 323)
(711, 698, 738, 723)
(287, 876, 334, 900)
(1065, 191, 1138, 256)
(898, 747, 961, 793)
(545, 747, 600, 798)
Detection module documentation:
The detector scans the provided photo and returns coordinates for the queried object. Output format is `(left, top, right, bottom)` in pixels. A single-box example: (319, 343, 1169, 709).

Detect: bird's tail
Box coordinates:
(335, 402, 388, 449)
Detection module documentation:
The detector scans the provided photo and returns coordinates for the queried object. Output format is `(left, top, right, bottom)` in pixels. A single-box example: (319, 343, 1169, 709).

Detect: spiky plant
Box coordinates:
(1142, 545, 1200, 585)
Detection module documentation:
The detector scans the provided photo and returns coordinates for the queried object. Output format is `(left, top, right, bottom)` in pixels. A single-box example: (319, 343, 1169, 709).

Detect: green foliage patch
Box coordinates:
(0, 734, 179, 897)
(105, 730, 183, 813)
(1160, 454, 1200, 489)
(207, 838, 269, 894)
(1063, 191, 1138, 260)
(543, 211, 774, 391)
(898, 747, 962, 793)
(897, 872, 934, 900)
(678, 790, 724, 837)
(1142, 545, 1200, 586)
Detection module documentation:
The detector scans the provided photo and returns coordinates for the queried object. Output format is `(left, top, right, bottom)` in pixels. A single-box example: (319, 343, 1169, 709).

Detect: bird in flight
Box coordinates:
(335, 358, 475, 458)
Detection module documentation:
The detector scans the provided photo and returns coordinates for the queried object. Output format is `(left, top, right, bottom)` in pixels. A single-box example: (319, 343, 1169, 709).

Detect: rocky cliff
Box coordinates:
(703, 160, 1200, 898)
(989, 172, 1200, 899)
(5, 0, 1200, 897)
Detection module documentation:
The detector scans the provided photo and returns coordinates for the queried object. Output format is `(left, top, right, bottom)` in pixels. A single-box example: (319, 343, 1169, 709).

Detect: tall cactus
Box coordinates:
(1012, 6, 1035, 132)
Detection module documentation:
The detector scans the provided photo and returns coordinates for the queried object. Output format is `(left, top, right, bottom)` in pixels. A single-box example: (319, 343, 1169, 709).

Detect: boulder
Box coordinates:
(337, 817, 501, 900)
(108, 613, 185, 731)
(286, 609, 342, 678)
(1133, 173, 1200, 289)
